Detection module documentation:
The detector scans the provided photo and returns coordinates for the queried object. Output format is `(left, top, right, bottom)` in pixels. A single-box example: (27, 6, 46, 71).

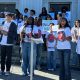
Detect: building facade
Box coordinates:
(0, 0, 80, 26)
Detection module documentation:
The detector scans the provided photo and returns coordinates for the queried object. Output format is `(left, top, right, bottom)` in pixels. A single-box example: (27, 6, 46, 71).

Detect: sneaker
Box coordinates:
(5, 71, 10, 76)
(22, 73, 28, 76)
(0, 71, 5, 75)
(48, 69, 55, 71)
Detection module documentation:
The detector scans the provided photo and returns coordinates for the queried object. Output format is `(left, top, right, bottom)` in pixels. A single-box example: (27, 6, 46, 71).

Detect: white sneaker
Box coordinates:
(5, 71, 10, 76)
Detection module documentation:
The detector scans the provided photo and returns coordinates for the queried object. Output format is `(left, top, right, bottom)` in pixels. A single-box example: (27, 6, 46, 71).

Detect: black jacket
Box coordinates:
(0, 21, 17, 44)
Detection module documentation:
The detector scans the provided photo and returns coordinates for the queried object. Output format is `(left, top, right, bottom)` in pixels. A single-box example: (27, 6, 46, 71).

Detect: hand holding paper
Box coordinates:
(1, 30, 8, 36)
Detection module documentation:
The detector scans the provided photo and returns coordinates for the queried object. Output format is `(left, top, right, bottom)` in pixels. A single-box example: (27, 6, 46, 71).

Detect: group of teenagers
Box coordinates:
(0, 7, 80, 80)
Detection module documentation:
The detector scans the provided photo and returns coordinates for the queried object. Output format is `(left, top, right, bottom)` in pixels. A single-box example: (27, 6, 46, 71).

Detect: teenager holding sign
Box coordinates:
(46, 23, 56, 71)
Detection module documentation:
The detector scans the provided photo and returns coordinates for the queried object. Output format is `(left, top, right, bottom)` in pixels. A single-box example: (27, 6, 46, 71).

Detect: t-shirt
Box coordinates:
(23, 12, 29, 17)
(71, 26, 80, 42)
(33, 25, 44, 38)
(57, 27, 71, 49)
(46, 31, 56, 51)
(21, 25, 32, 42)
(17, 20, 24, 34)
(0, 21, 12, 45)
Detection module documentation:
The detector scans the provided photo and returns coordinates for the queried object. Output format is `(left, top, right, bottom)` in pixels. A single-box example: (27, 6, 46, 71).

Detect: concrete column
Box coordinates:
(71, 0, 78, 27)
(19, 0, 24, 13)
(77, 0, 80, 19)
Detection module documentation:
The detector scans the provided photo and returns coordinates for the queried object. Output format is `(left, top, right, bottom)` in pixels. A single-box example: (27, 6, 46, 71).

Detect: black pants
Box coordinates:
(1, 45, 13, 72)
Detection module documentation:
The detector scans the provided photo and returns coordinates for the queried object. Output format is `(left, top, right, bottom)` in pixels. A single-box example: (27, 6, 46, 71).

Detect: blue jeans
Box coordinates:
(21, 42, 36, 74)
(36, 44, 42, 67)
(57, 49, 71, 80)
(47, 51, 56, 70)
(71, 42, 78, 65)
(21, 42, 31, 74)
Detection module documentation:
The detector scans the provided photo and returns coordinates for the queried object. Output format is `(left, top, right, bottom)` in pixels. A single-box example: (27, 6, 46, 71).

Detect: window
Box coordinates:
(0, 4, 16, 13)
(49, 3, 71, 19)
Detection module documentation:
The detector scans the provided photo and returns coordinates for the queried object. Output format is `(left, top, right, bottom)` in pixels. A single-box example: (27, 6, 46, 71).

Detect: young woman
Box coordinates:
(33, 18, 43, 70)
(46, 23, 56, 71)
(71, 20, 80, 66)
(39, 7, 48, 20)
(57, 18, 71, 80)
(20, 17, 35, 76)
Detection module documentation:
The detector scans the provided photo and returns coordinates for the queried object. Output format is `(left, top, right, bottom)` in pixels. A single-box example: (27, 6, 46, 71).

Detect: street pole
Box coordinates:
(30, 40, 34, 80)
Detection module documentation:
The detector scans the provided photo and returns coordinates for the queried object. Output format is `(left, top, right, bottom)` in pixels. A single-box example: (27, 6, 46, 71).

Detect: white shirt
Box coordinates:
(17, 21, 24, 34)
(75, 27, 80, 54)
(0, 21, 13, 46)
(46, 31, 56, 51)
(20, 25, 32, 42)
(23, 12, 29, 17)
(30, 15, 36, 19)
(33, 25, 44, 35)
(71, 26, 80, 42)
(57, 27, 71, 49)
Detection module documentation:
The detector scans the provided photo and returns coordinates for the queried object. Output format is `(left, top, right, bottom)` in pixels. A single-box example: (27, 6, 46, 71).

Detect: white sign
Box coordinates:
(0, 18, 5, 25)
(42, 20, 58, 31)
(52, 25, 59, 31)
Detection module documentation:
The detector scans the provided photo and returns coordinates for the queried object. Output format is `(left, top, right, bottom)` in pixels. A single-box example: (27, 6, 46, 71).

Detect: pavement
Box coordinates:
(0, 65, 80, 80)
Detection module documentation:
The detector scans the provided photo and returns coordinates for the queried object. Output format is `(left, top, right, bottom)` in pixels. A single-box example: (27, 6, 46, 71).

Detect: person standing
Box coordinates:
(57, 18, 71, 80)
(46, 23, 56, 71)
(33, 18, 43, 70)
(20, 17, 36, 76)
(71, 20, 80, 66)
(0, 13, 17, 75)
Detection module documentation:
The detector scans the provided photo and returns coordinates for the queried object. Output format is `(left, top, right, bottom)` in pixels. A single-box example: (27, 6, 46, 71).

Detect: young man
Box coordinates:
(30, 10, 36, 19)
(0, 13, 17, 75)
(23, 8, 29, 17)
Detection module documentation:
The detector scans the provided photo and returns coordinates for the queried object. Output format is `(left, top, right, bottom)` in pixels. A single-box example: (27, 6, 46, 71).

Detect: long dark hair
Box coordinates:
(59, 18, 70, 29)
(37, 18, 42, 26)
(75, 20, 80, 27)
(24, 17, 34, 30)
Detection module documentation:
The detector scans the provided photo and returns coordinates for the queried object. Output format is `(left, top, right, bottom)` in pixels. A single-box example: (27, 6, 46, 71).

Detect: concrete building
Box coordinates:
(0, 0, 80, 26)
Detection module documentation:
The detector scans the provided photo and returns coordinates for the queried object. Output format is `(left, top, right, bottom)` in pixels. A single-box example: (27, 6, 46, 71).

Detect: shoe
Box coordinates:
(22, 72, 28, 76)
(48, 69, 55, 71)
(5, 71, 10, 76)
(28, 73, 34, 77)
(0, 71, 5, 75)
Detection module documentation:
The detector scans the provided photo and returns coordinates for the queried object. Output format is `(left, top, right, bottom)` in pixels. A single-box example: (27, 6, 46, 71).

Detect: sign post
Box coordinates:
(30, 40, 34, 80)
(30, 38, 44, 80)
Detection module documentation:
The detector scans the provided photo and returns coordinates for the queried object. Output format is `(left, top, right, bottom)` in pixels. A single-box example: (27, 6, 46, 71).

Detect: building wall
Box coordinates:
(0, 0, 79, 26)
(0, 0, 19, 9)
(42, 0, 78, 26)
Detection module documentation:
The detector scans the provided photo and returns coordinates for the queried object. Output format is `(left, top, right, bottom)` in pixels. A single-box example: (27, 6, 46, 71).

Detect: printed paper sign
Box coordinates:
(42, 20, 58, 31)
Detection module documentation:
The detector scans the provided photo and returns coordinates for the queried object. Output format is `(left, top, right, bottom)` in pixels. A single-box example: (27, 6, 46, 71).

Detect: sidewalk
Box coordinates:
(0, 65, 80, 80)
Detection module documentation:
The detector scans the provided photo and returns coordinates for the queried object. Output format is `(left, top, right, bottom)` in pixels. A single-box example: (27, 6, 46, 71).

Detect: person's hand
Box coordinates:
(1, 30, 8, 36)
(0, 26, 3, 31)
